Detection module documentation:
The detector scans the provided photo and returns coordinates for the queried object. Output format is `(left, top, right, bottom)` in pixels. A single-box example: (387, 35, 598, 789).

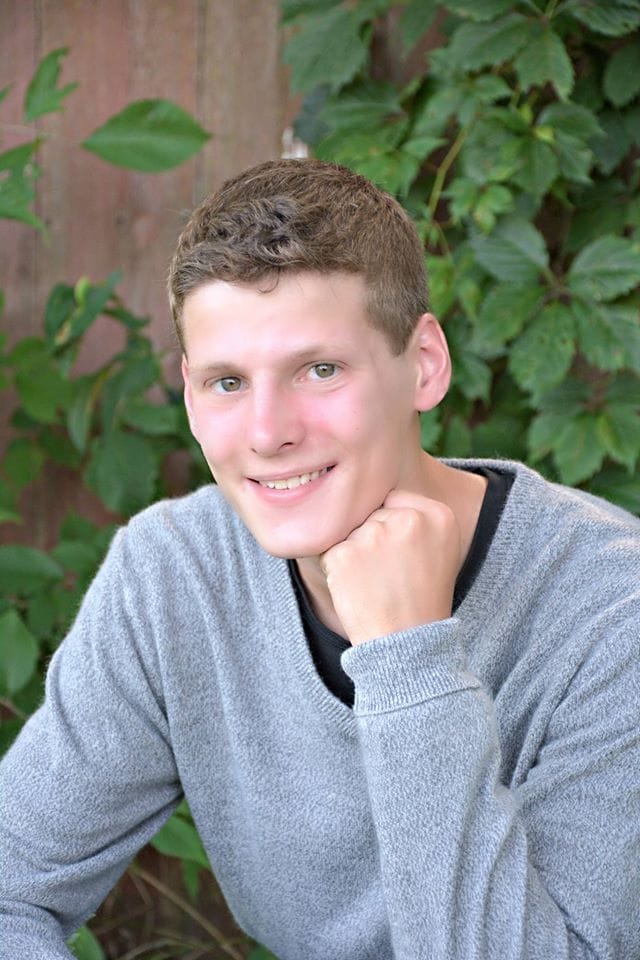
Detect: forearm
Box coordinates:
(343, 620, 635, 960)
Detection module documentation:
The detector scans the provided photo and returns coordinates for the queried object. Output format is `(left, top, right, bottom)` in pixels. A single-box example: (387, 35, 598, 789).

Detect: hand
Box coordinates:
(320, 490, 461, 646)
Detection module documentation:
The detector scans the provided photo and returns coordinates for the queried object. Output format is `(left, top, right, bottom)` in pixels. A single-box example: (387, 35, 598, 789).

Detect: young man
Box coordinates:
(1, 159, 639, 960)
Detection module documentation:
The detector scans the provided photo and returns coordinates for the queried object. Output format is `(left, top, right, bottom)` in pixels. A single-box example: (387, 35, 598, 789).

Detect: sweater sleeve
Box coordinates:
(341, 613, 640, 960)
(0, 528, 181, 959)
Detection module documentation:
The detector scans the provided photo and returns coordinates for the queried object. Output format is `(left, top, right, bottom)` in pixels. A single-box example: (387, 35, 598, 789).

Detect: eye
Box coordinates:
(309, 363, 338, 381)
(212, 376, 243, 394)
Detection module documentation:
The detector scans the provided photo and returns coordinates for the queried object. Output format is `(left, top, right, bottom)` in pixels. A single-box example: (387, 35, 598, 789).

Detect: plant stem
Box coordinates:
(0, 697, 26, 720)
(428, 127, 467, 219)
(129, 864, 245, 960)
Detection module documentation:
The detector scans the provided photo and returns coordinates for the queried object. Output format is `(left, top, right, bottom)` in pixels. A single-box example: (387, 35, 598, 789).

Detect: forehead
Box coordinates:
(181, 271, 382, 359)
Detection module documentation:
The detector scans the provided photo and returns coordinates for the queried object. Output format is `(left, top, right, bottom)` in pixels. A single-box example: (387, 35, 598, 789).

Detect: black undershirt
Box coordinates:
(288, 467, 514, 708)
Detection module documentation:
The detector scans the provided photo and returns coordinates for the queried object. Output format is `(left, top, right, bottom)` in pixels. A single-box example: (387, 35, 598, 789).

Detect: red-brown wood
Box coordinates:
(1, 0, 285, 547)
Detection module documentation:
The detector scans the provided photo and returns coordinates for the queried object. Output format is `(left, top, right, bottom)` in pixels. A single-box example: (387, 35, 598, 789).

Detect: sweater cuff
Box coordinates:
(340, 618, 480, 715)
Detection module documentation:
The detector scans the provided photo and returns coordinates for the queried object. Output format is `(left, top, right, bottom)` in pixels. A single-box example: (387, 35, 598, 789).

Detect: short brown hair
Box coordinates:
(168, 158, 428, 355)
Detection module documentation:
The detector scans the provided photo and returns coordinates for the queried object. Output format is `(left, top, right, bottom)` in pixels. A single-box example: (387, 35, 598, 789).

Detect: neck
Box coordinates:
(295, 453, 488, 637)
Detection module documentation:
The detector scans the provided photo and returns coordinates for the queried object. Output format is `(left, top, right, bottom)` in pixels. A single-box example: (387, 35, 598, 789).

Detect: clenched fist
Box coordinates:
(320, 490, 462, 646)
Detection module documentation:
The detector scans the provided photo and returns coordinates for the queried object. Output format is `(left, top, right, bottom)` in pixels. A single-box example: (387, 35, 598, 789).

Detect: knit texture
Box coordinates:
(1, 460, 639, 959)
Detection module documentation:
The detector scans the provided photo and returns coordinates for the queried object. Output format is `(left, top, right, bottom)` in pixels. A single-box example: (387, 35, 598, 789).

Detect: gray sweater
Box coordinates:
(1, 460, 639, 960)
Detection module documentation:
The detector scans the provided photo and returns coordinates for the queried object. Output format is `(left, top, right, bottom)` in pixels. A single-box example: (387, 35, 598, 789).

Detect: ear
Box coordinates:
(181, 355, 199, 438)
(411, 313, 451, 412)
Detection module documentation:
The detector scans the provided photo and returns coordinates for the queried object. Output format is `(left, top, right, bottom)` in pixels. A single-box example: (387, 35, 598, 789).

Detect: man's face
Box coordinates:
(182, 272, 427, 559)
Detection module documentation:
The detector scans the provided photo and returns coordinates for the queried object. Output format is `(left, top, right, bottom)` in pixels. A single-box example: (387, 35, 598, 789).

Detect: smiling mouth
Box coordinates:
(254, 465, 334, 491)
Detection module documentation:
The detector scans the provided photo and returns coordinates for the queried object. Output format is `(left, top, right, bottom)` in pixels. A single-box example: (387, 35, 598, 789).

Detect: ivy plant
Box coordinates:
(283, 0, 640, 512)
(1, 48, 277, 960)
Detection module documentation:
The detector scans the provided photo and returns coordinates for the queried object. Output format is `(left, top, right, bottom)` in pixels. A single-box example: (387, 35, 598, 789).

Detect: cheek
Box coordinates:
(190, 407, 238, 464)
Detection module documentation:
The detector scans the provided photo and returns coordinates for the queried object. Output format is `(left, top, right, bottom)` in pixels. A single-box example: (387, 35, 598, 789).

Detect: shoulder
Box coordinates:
(105, 484, 268, 590)
(447, 456, 639, 535)
(448, 457, 640, 613)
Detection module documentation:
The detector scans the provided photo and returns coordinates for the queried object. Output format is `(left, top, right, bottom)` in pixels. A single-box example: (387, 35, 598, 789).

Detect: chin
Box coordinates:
(251, 524, 347, 561)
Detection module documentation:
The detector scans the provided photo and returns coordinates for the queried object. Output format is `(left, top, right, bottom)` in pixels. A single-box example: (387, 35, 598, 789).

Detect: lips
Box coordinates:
(252, 465, 334, 490)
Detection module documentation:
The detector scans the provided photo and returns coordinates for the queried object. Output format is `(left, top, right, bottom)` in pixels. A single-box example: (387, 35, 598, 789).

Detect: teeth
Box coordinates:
(261, 467, 329, 490)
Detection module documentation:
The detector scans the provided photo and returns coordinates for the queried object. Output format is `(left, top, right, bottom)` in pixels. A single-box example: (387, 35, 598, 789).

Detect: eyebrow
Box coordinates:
(186, 343, 353, 379)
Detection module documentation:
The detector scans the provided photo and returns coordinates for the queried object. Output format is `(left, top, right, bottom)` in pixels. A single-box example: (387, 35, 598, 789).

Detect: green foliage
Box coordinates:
(1, 49, 212, 238)
(67, 926, 106, 960)
(284, 0, 640, 509)
(0, 46, 266, 960)
(82, 99, 211, 172)
(24, 47, 78, 121)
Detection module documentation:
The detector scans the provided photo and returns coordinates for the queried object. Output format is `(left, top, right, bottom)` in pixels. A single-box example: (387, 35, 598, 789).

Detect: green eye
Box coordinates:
(310, 363, 337, 380)
(214, 376, 242, 393)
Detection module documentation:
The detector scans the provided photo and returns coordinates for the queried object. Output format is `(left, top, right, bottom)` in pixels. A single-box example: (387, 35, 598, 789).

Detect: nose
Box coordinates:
(247, 385, 304, 456)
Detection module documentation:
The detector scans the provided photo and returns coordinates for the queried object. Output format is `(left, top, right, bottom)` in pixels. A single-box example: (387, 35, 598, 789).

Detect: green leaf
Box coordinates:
(592, 109, 632, 176)
(67, 376, 99, 453)
(51, 541, 100, 578)
(588, 466, 640, 515)
(447, 178, 479, 222)
(473, 184, 514, 232)
(24, 48, 78, 122)
(420, 409, 442, 450)
(425, 255, 456, 317)
(247, 946, 279, 960)
(122, 399, 181, 435)
(0, 546, 64, 595)
(443, 0, 514, 20)
(400, 0, 439, 52)
(15, 354, 72, 423)
(461, 117, 522, 185)
(0, 610, 39, 695)
(603, 40, 640, 107)
(43, 283, 76, 344)
(512, 137, 559, 198)
(472, 412, 528, 461)
(514, 24, 573, 101)
(538, 102, 602, 141)
(528, 411, 570, 461)
(447, 14, 530, 71)
(151, 812, 210, 869)
(85, 431, 157, 516)
(571, 300, 627, 371)
(2, 439, 44, 492)
(553, 131, 593, 184)
(411, 86, 465, 139)
(26, 591, 57, 640)
(568, 1, 640, 37)
(82, 100, 210, 172)
(283, 7, 369, 93)
(597, 405, 640, 471)
(0, 84, 12, 106)
(624, 101, 640, 146)
(603, 306, 640, 374)
(537, 377, 590, 415)
(509, 303, 575, 400)
(0, 140, 44, 229)
(67, 925, 106, 960)
(0, 718, 23, 757)
(100, 355, 159, 433)
(320, 81, 403, 131)
(471, 217, 549, 284)
(280, 0, 342, 24)
(441, 414, 472, 457)
(48, 271, 121, 349)
(181, 858, 203, 902)
(346, 148, 420, 196)
(473, 283, 543, 356)
(606, 372, 640, 408)
(38, 429, 82, 469)
(453, 349, 491, 401)
(567, 234, 640, 301)
(553, 414, 605, 485)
